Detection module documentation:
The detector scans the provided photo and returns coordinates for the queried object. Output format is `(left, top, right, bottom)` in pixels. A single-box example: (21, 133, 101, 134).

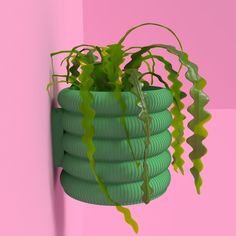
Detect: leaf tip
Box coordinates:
(196, 185, 201, 195)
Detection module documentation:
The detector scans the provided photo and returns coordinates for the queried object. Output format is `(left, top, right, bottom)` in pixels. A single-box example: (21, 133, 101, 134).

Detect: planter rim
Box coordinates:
(58, 85, 173, 116)
(67, 85, 167, 94)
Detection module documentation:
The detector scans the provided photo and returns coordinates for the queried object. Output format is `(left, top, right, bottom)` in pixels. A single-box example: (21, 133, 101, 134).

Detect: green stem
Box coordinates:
(52, 74, 67, 77)
(50, 50, 72, 57)
(119, 22, 184, 73)
(118, 23, 182, 50)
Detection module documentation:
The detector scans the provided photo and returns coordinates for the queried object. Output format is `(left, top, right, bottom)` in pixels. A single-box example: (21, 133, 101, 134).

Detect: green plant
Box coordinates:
(49, 23, 211, 233)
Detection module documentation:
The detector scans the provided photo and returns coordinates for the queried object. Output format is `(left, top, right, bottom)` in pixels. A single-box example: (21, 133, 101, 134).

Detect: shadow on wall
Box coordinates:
(53, 168, 65, 236)
(49, 77, 65, 236)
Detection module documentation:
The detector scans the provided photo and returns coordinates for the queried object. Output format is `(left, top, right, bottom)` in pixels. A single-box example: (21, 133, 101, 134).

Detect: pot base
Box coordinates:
(60, 169, 171, 206)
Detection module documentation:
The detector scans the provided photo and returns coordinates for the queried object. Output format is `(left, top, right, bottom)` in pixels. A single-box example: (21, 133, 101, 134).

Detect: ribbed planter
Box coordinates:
(51, 86, 173, 205)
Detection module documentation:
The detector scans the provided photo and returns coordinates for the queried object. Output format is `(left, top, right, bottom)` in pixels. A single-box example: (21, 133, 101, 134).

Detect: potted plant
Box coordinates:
(49, 23, 211, 233)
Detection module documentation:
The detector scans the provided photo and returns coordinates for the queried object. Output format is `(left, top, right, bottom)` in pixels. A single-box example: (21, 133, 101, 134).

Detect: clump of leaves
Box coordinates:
(49, 23, 211, 233)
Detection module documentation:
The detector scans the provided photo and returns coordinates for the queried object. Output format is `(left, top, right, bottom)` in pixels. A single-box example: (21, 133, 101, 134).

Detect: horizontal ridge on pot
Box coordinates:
(61, 109, 172, 139)
(58, 86, 173, 116)
(62, 129, 172, 162)
(61, 150, 172, 184)
(60, 169, 171, 206)
(52, 86, 174, 206)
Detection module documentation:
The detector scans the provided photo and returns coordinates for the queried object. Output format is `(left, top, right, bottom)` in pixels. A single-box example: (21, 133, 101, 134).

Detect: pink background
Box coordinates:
(1, 0, 236, 236)
(83, 0, 236, 109)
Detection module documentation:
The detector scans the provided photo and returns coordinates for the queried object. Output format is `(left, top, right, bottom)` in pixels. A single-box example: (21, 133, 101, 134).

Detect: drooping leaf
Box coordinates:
(140, 50, 155, 84)
(69, 55, 80, 76)
(101, 44, 140, 166)
(124, 49, 184, 118)
(92, 63, 112, 91)
(114, 83, 141, 168)
(124, 44, 211, 192)
(115, 206, 139, 234)
(148, 50, 156, 84)
(46, 79, 67, 93)
(125, 46, 151, 70)
(102, 44, 125, 82)
(55, 45, 101, 83)
(86, 49, 99, 63)
(127, 68, 154, 204)
(153, 55, 186, 174)
(120, 72, 132, 91)
(79, 63, 139, 233)
(140, 71, 170, 89)
(151, 44, 211, 193)
(78, 49, 99, 64)
(50, 22, 211, 232)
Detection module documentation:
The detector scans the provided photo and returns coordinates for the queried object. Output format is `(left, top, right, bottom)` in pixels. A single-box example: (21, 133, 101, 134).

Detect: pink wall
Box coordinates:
(0, 0, 83, 235)
(83, 0, 236, 108)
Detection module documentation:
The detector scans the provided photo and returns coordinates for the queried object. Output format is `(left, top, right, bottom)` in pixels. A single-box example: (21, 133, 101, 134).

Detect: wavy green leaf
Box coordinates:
(124, 46, 150, 70)
(152, 44, 211, 193)
(124, 44, 211, 193)
(114, 88, 141, 168)
(102, 44, 140, 167)
(92, 63, 112, 90)
(143, 50, 155, 84)
(153, 55, 186, 174)
(46, 79, 67, 93)
(79, 63, 139, 233)
(125, 51, 186, 174)
(140, 71, 170, 89)
(127, 68, 154, 204)
(148, 50, 156, 85)
(116, 206, 139, 234)
(102, 44, 125, 82)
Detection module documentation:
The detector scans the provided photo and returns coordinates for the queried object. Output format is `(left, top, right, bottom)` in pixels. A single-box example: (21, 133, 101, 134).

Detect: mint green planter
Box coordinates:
(52, 86, 173, 205)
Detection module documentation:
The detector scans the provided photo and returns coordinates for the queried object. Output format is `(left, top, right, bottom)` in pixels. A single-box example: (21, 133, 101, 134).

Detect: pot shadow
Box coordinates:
(49, 68, 65, 236)
(53, 167, 65, 236)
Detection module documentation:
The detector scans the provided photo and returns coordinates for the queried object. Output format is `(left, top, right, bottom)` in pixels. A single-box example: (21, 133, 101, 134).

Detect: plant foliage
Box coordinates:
(49, 22, 211, 233)
(126, 68, 153, 203)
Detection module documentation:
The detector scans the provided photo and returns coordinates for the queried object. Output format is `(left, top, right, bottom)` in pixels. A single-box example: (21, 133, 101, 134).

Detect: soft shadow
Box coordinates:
(53, 167, 65, 236)
(49, 67, 65, 236)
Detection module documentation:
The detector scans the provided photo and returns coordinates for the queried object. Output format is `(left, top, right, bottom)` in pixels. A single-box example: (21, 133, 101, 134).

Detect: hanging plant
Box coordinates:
(49, 23, 211, 234)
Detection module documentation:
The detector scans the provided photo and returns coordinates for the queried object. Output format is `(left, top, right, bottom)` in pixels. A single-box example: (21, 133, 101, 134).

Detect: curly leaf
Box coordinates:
(86, 48, 99, 63)
(46, 79, 67, 92)
(143, 50, 155, 84)
(125, 46, 151, 70)
(148, 50, 156, 84)
(126, 51, 186, 174)
(92, 63, 112, 90)
(127, 68, 153, 204)
(79, 64, 139, 233)
(154, 55, 186, 174)
(69, 56, 80, 77)
(102, 44, 125, 82)
(102, 44, 140, 166)
(125, 44, 211, 193)
(114, 86, 140, 167)
(153, 45, 211, 193)
(116, 206, 139, 233)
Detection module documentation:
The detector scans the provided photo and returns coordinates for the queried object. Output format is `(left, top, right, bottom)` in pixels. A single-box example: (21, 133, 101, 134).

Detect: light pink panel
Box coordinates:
(83, 0, 236, 108)
(0, 0, 83, 236)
